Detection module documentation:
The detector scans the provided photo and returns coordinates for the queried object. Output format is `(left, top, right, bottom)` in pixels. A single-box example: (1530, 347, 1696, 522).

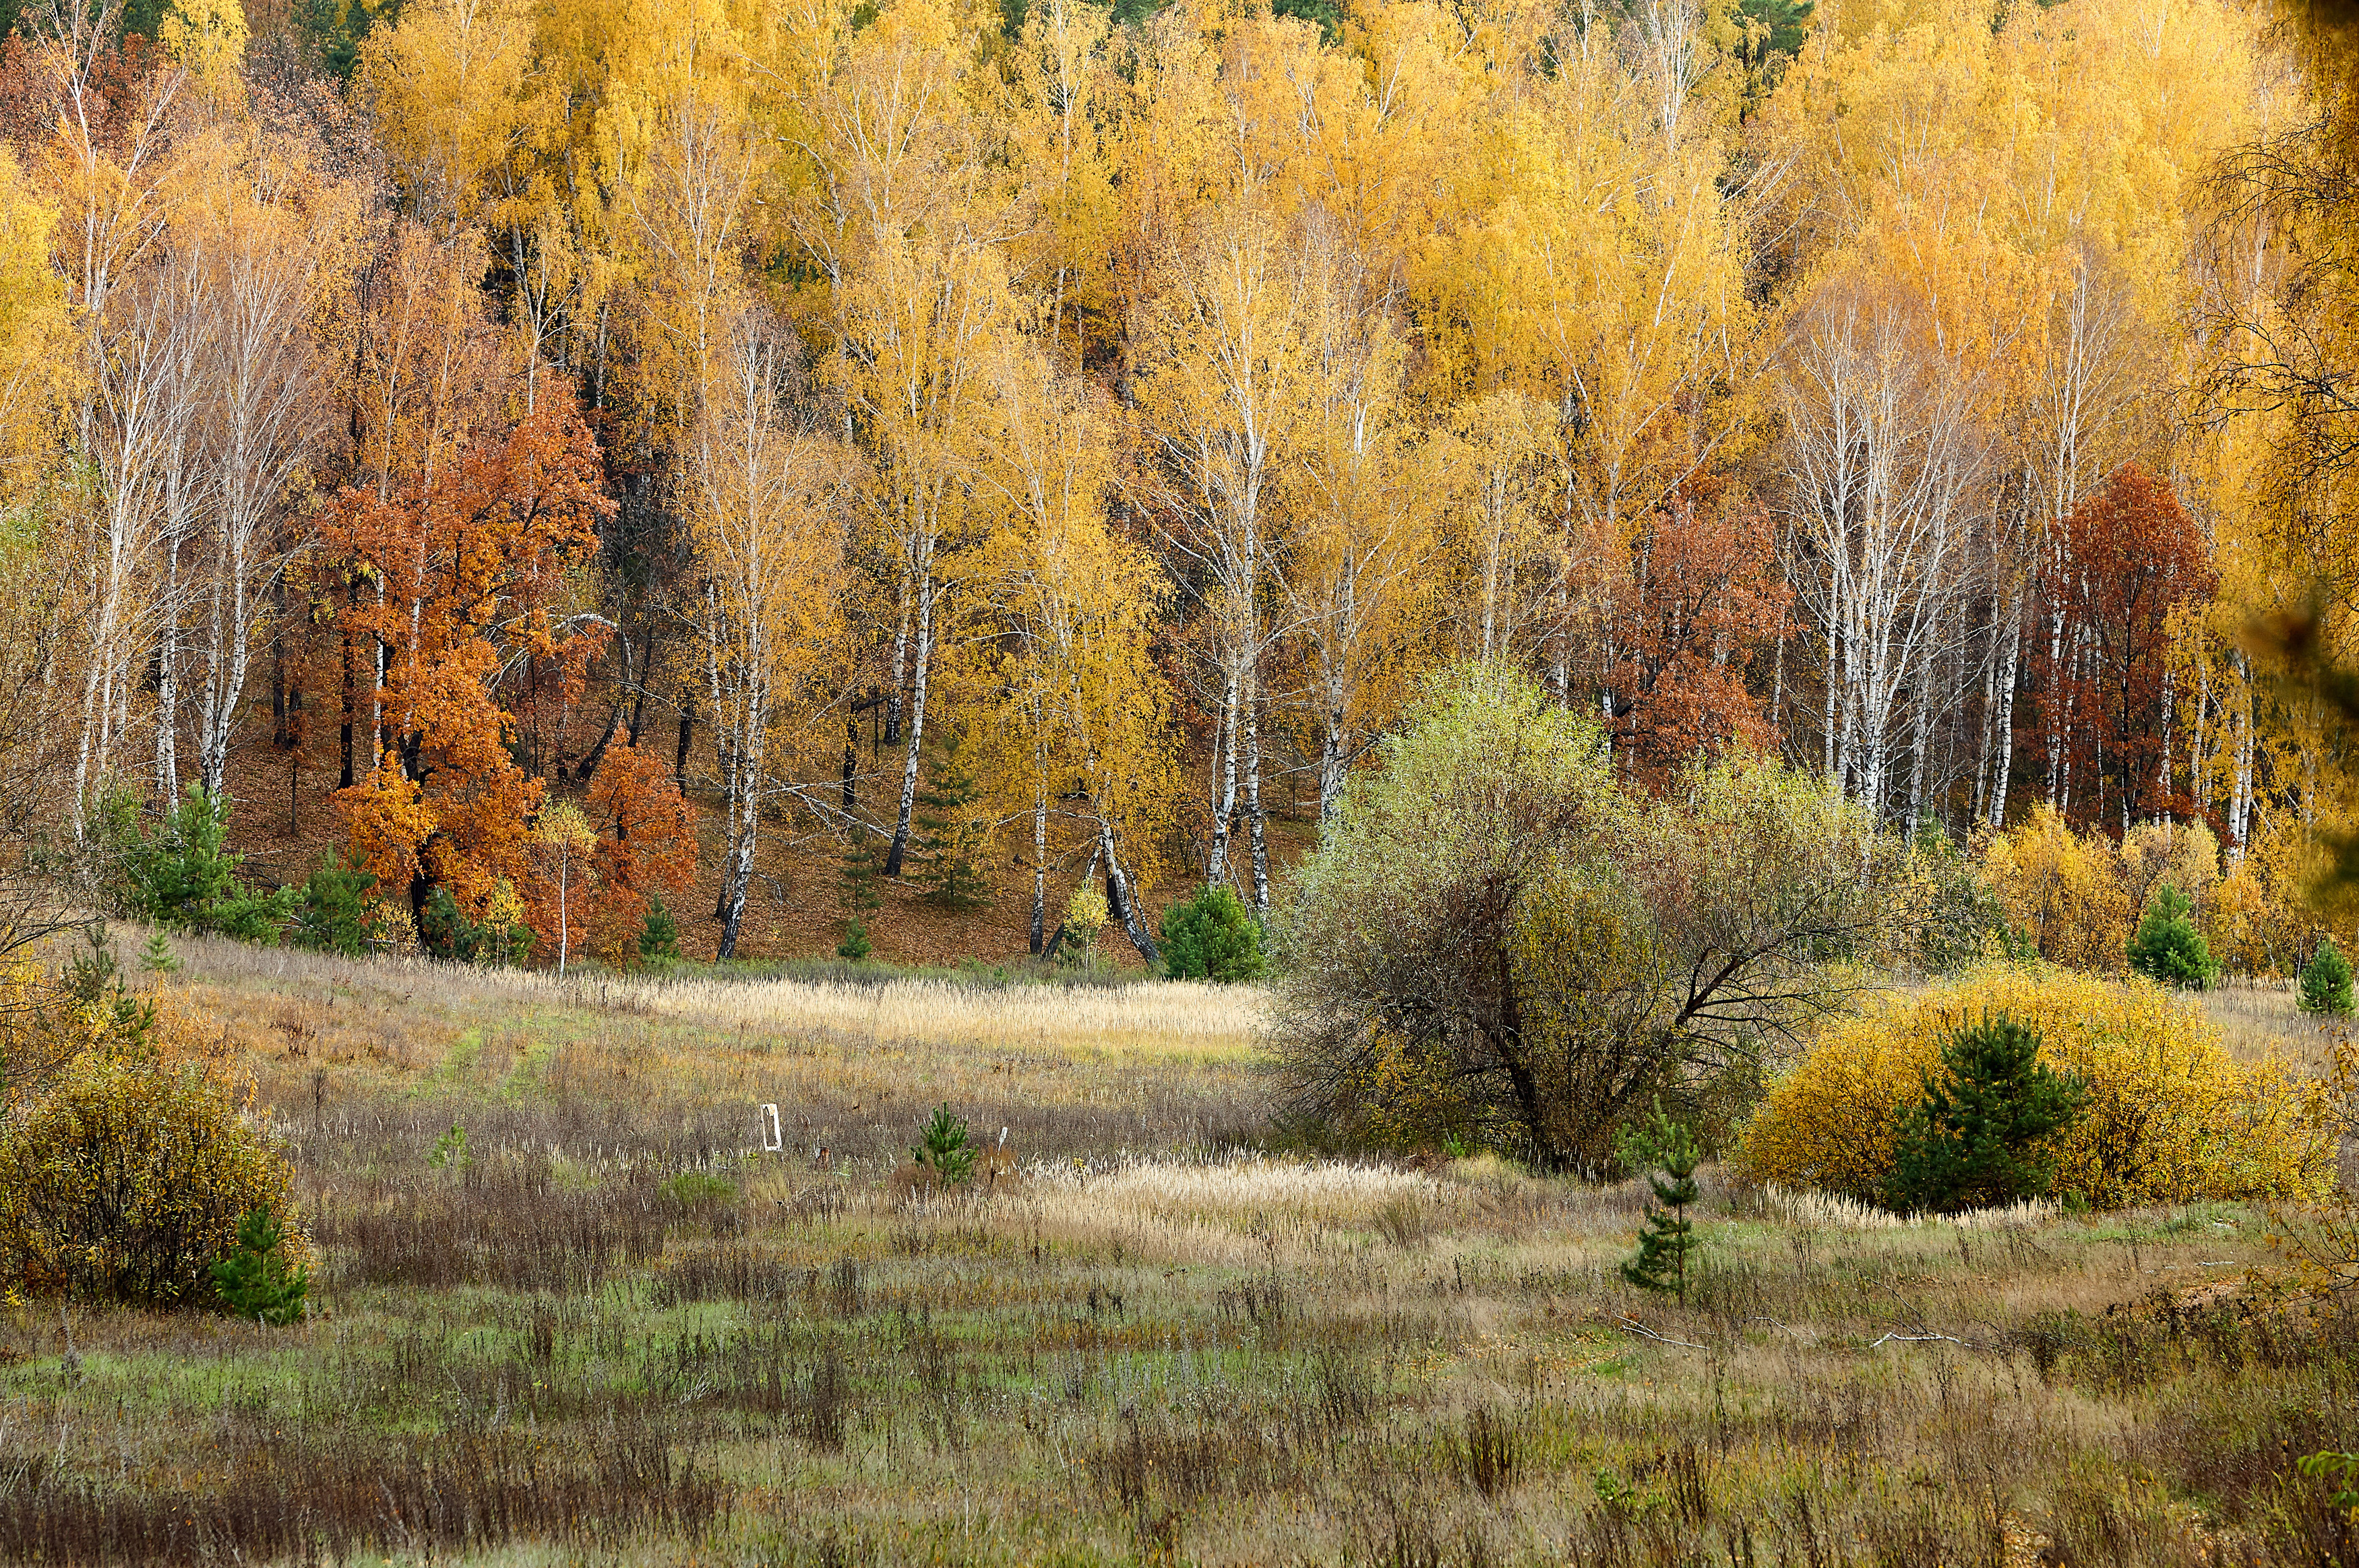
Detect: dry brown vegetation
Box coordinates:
(3, 937, 2356, 1565)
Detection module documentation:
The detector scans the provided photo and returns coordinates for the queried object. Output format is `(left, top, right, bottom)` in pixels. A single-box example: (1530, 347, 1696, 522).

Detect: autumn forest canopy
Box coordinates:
(1, 0, 2358, 968)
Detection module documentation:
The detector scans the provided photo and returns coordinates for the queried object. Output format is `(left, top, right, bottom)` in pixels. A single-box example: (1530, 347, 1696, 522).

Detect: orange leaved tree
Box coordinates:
(324, 400, 615, 947)
(583, 742, 697, 964)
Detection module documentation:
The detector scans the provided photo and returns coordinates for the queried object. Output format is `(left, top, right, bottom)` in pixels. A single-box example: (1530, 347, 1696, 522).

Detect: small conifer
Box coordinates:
(210, 1208, 309, 1325)
(1885, 1012, 2085, 1214)
(1617, 1101, 1702, 1304)
(2301, 936, 2354, 1017)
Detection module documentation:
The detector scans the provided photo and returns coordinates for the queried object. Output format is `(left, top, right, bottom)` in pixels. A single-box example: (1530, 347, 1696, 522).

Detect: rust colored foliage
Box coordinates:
(1599, 495, 1790, 789)
(324, 400, 615, 936)
(2021, 464, 2214, 832)
(582, 742, 696, 964)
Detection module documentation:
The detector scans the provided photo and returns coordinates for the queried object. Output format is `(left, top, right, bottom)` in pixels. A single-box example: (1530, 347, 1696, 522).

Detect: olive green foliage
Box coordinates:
(1159, 884, 1264, 982)
(294, 851, 378, 956)
(1275, 663, 1907, 1171)
(0, 1048, 295, 1306)
(1617, 1102, 1702, 1303)
(2126, 885, 2218, 989)
(911, 1104, 975, 1186)
(1885, 1013, 2087, 1214)
(428, 1121, 470, 1171)
(2300, 937, 2353, 1016)
(138, 929, 180, 974)
(107, 786, 295, 942)
(210, 1208, 309, 1325)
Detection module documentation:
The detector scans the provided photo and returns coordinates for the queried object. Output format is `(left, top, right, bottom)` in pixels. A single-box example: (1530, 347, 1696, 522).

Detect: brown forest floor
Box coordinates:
(214, 733, 1313, 968)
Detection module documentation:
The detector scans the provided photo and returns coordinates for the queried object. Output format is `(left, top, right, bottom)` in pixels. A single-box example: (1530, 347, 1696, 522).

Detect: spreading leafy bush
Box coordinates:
(210, 1208, 309, 1324)
(1885, 1013, 2085, 1213)
(0, 1048, 297, 1306)
(1159, 885, 1265, 982)
(2126, 886, 2218, 989)
(106, 786, 294, 941)
(1739, 968, 2332, 1210)
(1277, 664, 1909, 1172)
(293, 851, 379, 956)
(2301, 937, 2353, 1017)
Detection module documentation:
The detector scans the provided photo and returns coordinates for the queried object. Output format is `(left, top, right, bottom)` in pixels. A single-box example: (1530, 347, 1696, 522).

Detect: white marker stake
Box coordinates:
(760, 1103, 783, 1152)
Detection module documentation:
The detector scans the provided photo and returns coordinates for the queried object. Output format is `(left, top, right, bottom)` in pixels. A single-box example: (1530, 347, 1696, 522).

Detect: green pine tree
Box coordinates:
(118, 787, 295, 941)
(1158, 885, 1266, 982)
(2301, 936, 2354, 1016)
(838, 826, 884, 960)
(294, 851, 378, 957)
(913, 737, 991, 910)
(2126, 885, 2218, 989)
(639, 893, 681, 964)
(911, 1104, 976, 1186)
(1885, 1013, 2087, 1214)
(1617, 1101, 1702, 1305)
(210, 1208, 309, 1325)
(139, 929, 181, 975)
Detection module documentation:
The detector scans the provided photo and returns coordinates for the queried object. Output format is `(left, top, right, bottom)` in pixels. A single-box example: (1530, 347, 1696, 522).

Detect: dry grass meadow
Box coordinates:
(5, 939, 2356, 1566)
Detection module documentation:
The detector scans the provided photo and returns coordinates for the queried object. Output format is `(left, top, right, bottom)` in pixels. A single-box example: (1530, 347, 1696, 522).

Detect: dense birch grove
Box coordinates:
(0, 0, 2352, 961)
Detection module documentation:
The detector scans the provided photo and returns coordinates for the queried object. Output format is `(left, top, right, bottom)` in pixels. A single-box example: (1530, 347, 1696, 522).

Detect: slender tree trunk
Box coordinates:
(1206, 663, 1240, 887)
(1245, 684, 1268, 917)
(885, 573, 936, 877)
(1099, 817, 1159, 967)
(1029, 763, 1047, 956)
(156, 534, 182, 804)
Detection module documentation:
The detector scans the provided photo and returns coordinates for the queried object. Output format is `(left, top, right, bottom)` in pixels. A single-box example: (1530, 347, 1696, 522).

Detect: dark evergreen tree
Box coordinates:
(210, 1208, 310, 1325)
(2301, 936, 2354, 1016)
(837, 826, 883, 960)
(294, 852, 378, 957)
(911, 1104, 976, 1185)
(115, 787, 295, 942)
(1617, 1101, 1702, 1305)
(913, 737, 990, 909)
(1885, 1013, 2086, 1214)
(640, 893, 681, 964)
(1159, 885, 1266, 981)
(2126, 885, 2217, 989)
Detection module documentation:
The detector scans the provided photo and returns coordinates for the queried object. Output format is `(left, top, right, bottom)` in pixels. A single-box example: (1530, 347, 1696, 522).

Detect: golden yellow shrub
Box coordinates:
(1738, 968, 2335, 1210)
(1980, 808, 2133, 972)
(0, 1043, 297, 1307)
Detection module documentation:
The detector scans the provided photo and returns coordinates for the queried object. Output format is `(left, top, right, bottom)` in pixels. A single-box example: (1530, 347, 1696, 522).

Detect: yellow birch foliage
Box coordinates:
(1739, 968, 2333, 1210)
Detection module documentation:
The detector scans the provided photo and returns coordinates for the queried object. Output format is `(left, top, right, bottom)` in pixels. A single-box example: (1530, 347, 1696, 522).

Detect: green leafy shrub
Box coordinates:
(1159, 885, 1265, 982)
(1617, 1102, 1701, 1303)
(1885, 1012, 2086, 1214)
(2300, 937, 2353, 1017)
(911, 1104, 975, 1186)
(294, 852, 378, 956)
(1740, 968, 2332, 1209)
(0, 1049, 296, 1306)
(427, 1121, 470, 1171)
(2126, 886, 2219, 989)
(210, 1208, 309, 1324)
